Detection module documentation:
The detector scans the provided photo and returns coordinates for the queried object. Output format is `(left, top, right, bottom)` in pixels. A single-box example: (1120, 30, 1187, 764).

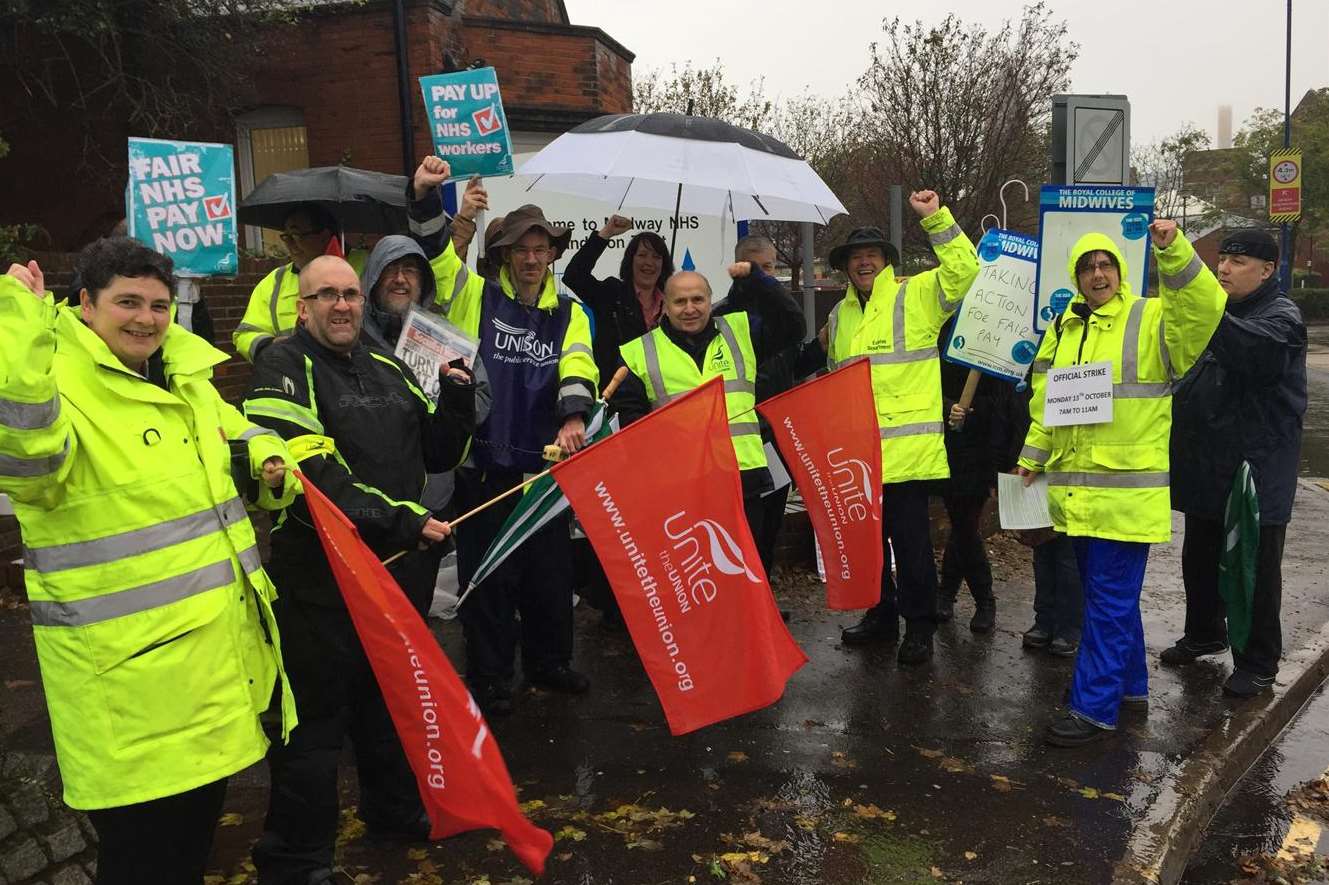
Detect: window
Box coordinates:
(236, 107, 309, 255)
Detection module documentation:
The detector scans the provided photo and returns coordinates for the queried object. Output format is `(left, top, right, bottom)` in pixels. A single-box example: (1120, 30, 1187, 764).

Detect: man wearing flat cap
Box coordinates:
(424, 202, 600, 715)
(826, 191, 980, 666)
(1161, 228, 1307, 698)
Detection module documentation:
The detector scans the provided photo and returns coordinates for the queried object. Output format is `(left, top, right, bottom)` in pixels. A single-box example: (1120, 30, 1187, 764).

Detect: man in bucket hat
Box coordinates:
(827, 191, 980, 666)
(417, 197, 600, 715)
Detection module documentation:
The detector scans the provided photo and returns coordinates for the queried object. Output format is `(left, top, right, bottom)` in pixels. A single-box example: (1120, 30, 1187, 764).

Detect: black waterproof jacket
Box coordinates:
(1170, 275, 1307, 525)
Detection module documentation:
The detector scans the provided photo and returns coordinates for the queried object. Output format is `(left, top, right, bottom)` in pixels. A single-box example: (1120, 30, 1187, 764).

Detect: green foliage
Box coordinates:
(0, 131, 45, 263)
(1232, 88, 1329, 234)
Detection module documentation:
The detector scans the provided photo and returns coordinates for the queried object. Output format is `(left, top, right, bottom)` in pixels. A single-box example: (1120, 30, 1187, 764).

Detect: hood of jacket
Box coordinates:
(361, 235, 436, 347)
(1067, 232, 1132, 301)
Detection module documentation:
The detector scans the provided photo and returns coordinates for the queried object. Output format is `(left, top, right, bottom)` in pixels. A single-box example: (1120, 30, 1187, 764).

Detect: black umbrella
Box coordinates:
(238, 165, 409, 234)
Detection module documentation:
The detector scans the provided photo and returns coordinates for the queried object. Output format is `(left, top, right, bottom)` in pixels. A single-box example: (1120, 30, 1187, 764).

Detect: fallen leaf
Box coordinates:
(407, 848, 428, 861)
(217, 812, 244, 827)
(852, 803, 897, 822)
(1078, 787, 1100, 799)
(930, 865, 945, 878)
(964, 851, 978, 861)
(3, 679, 34, 689)
(914, 746, 944, 759)
(555, 825, 587, 842)
(519, 799, 546, 814)
(940, 756, 973, 774)
(832, 832, 863, 844)
(627, 838, 664, 851)
(486, 839, 505, 852)
(1042, 815, 1071, 828)
(728, 751, 749, 763)
(556, 852, 572, 862)
(794, 814, 819, 831)
(831, 751, 857, 769)
(1102, 792, 1126, 802)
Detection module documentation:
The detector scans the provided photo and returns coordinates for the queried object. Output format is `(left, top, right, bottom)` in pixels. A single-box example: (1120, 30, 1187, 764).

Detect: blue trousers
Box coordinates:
(1068, 538, 1150, 729)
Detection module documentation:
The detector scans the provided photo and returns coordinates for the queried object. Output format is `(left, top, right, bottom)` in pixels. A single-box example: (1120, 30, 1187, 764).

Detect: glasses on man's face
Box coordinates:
(280, 228, 323, 244)
(384, 261, 422, 279)
(302, 289, 365, 305)
(510, 246, 552, 259)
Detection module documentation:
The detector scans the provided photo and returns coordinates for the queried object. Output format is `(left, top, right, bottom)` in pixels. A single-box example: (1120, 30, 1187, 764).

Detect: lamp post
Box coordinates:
(1280, 0, 1293, 291)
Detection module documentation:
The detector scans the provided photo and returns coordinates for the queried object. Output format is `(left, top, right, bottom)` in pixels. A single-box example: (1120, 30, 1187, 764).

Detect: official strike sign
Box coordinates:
(553, 378, 807, 735)
(945, 229, 1041, 382)
(418, 67, 514, 179)
(126, 137, 238, 276)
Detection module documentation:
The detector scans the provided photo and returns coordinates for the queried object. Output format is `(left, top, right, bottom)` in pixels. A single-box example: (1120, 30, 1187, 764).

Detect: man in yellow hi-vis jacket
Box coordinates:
(0, 238, 298, 885)
(1016, 219, 1225, 746)
(829, 190, 980, 666)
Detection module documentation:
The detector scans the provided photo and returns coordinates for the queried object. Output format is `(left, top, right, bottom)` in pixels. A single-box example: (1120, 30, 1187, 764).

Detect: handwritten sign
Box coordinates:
(418, 67, 514, 180)
(126, 137, 238, 276)
(944, 229, 1040, 382)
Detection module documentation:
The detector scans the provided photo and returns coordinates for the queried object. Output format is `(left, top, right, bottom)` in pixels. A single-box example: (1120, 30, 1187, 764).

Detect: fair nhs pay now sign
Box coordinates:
(127, 137, 238, 276)
(418, 67, 514, 180)
(1034, 185, 1154, 333)
(944, 229, 1041, 383)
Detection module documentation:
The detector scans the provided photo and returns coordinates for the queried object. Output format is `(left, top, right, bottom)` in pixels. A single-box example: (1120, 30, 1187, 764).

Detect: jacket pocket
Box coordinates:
(1088, 444, 1161, 471)
(877, 392, 934, 421)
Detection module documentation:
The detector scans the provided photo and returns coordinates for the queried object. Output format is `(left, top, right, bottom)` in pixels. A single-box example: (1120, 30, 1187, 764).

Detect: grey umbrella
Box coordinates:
(238, 165, 409, 234)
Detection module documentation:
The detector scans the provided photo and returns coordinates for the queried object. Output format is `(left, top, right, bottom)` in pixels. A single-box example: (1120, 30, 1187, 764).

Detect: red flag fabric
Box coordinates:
(324, 234, 345, 258)
(757, 359, 883, 610)
(551, 378, 807, 735)
(296, 473, 553, 876)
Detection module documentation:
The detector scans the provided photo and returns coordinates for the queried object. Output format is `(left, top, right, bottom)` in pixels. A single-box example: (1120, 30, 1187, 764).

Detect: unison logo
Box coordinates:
(492, 317, 556, 363)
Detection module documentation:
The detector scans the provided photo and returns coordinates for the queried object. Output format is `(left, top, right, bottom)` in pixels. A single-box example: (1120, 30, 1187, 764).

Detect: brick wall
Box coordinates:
(463, 0, 569, 22)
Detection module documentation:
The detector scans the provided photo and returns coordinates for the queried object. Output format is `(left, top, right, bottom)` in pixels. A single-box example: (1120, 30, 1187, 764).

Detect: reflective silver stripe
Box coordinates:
(410, 211, 448, 237)
(237, 426, 279, 442)
(237, 544, 262, 574)
(558, 380, 595, 401)
(826, 302, 841, 368)
(451, 261, 471, 301)
(714, 316, 748, 382)
(1114, 382, 1171, 399)
(893, 282, 909, 351)
(28, 558, 237, 628)
(1047, 471, 1169, 489)
(1158, 315, 1177, 382)
(1161, 253, 1204, 290)
(1021, 445, 1051, 462)
(0, 436, 70, 478)
(269, 266, 288, 334)
(729, 422, 761, 437)
(928, 223, 964, 247)
(1120, 298, 1147, 383)
(234, 323, 268, 334)
(26, 495, 248, 573)
(867, 348, 937, 366)
(0, 394, 60, 431)
(639, 331, 668, 404)
(880, 421, 944, 440)
(658, 378, 754, 405)
(561, 342, 593, 359)
(1031, 359, 1051, 374)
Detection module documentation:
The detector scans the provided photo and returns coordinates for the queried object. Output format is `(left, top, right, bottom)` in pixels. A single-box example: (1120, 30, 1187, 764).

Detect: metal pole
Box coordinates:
(1281, 0, 1293, 291)
(801, 222, 816, 341)
(392, 0, 416, 179)
(889, 185, 904, 267)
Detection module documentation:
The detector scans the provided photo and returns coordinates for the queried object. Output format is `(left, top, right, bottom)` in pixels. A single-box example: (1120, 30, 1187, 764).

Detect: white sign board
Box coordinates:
(454, 151, 738, 299)
(1034, 186, 1155, 333)
(1043, 361, 1114, 427)
(944, 229, 1041, 382)
(394, 307, 479, 404)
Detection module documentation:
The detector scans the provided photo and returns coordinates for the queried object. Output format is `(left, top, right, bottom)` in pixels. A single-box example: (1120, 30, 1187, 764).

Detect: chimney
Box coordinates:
(1218, 105, 1233, 149)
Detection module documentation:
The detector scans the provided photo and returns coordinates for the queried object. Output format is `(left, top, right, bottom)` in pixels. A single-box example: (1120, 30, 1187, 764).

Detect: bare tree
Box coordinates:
(855, 3, 1077, 256)
(1133, 123, 1212, 220)
(632, 60, 772, 129)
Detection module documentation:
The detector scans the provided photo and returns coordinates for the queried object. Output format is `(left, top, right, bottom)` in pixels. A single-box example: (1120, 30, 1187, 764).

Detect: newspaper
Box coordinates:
(394, 306, 480, 404)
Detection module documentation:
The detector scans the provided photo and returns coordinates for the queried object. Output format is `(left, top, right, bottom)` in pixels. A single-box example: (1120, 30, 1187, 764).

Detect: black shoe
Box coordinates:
(969, 598, 995, 634)
(471, 680, 513, 717)
(527, 665, 590, 695)
(1121, 694, 1149, 711)
(936, 592, 956, 623)
(841, 608, 899, 645)
(1223, 669, 1275, 698)
(1160, 636, 1229, 666)
(1047, 637, 1079, 657)
(1022, 626, 1052, 649)
(897, 633, 933, 665)
(1044, 714, 1110, 747)
(367, 810, 432, 843)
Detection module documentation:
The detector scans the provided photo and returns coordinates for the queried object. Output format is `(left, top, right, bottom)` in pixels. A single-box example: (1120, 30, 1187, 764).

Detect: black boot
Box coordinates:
(1044, 714, 1110, 747)
(841, 603, 899, 644)
(969, 596, 995, 633)
(936, 589, 957, 624)
(897, 630, 933, 665)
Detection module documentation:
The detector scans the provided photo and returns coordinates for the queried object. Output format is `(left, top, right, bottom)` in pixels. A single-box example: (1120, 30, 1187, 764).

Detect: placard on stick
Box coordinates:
(418, 67, 514, 180)
(944, 229, 1041, 383)
(126, 137, 238, 276)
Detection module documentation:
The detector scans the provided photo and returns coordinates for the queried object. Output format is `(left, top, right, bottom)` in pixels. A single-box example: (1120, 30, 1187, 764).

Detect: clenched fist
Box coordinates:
(909, 190, 941, 219)
(413, 156, 452, 199)
(599, 214, 633, 240)
(1149, 218, 1179, 250)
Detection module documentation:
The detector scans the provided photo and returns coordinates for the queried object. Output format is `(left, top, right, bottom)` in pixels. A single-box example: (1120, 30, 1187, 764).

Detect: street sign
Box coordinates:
(1050, 95, 1132, 186)
(1269, 148, 1302, 223)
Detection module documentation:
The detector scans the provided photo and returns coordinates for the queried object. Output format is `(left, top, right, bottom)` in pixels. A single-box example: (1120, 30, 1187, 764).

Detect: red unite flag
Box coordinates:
(552, 378, 807, 735)
(297, 473, 553, 876)
(757, 359, 883, 610)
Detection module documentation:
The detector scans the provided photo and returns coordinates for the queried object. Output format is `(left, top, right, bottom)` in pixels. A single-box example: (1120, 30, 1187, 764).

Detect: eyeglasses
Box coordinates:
(384, 261, 422, 279)
(280, 228, 324, 244)
(301, 290, 365, 305)
(510, 246, 553, 258)
(1078, 260, 1117, 275)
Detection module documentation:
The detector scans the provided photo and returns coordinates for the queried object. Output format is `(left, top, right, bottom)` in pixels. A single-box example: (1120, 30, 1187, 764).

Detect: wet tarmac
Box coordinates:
(1180, 683, 1329, 884)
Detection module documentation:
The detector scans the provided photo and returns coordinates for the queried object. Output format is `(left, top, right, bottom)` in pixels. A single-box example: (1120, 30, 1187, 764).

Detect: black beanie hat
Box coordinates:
(1219, 229, 1279, 262)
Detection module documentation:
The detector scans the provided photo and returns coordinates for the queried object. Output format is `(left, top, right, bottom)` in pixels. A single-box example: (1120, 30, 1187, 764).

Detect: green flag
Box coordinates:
(1218, 461, 1261, 654)
(456, 401, 615, 607)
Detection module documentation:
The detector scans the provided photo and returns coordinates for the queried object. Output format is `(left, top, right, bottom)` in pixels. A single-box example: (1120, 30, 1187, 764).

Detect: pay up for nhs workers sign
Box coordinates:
(1034, 185, 1154, 333)
(944, 229, 1041, 383)
(126, 138, 238, 276)
(418, 67, 514, 180)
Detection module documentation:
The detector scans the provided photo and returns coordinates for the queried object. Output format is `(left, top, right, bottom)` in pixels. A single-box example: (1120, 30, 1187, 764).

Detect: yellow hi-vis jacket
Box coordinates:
(618, 313, 766, 470)
(233, 251, 367, 363)
(826, 207, 980, 484)
(1017, 232, 1224, 543)
(0, 277, 299, 809)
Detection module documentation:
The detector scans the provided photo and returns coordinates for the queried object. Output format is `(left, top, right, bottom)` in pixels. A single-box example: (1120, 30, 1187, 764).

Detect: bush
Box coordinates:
(1289, 288, 1329, 321)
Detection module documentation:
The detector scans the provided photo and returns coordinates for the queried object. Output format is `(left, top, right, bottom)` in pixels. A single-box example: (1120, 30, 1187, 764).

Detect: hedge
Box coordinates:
(1289, 288, 1329, 321)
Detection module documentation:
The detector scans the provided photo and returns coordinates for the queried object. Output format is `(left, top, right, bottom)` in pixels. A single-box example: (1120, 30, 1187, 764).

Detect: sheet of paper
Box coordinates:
(998, 472, 1053, 530)
(1043, 360, 1114, 427)
(762, 442, 792, 497)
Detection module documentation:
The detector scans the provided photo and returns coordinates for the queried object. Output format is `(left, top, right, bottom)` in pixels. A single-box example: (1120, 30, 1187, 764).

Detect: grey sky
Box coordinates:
(564, 0, 1328, 150)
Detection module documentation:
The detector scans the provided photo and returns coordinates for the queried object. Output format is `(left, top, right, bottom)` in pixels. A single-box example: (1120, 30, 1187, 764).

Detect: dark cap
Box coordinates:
(1219, 228, 1279, 263)
(489, 205, 572, 257)
(828, 226, 900, 271)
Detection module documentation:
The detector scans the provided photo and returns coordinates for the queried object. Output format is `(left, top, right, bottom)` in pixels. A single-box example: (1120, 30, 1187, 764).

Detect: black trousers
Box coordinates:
(940, 493, 993, 602)
(87, 777, 228, 885)
(865, 481, 937, 634)
(1181, 513, 1287, 678)
(1032, 533, 1084, 643)
(254, 597, 423, 885)
(750, 484, 789, 576)
(455, 468, 574, 686)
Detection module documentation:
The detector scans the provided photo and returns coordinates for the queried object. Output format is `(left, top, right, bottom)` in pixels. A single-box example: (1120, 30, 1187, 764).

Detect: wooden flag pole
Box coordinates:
(951, 369, 981, 430)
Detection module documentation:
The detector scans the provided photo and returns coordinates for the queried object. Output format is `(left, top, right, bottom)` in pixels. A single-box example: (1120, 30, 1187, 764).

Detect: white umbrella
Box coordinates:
(517, 113, 847, 231)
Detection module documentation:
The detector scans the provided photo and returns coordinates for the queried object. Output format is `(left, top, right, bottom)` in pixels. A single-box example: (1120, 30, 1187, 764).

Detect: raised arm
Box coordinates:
(1150, 219, 1226, 379)
(903, 191, 980, 339)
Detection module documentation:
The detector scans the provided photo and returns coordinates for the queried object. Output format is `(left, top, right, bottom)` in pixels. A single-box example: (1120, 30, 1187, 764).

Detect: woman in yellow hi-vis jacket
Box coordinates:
(1, 239, 299, 884)
(1016, 219, 1225, 746)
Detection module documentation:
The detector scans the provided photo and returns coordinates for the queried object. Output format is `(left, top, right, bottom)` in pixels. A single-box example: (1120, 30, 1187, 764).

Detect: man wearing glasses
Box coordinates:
(241, 255, 476, 884)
